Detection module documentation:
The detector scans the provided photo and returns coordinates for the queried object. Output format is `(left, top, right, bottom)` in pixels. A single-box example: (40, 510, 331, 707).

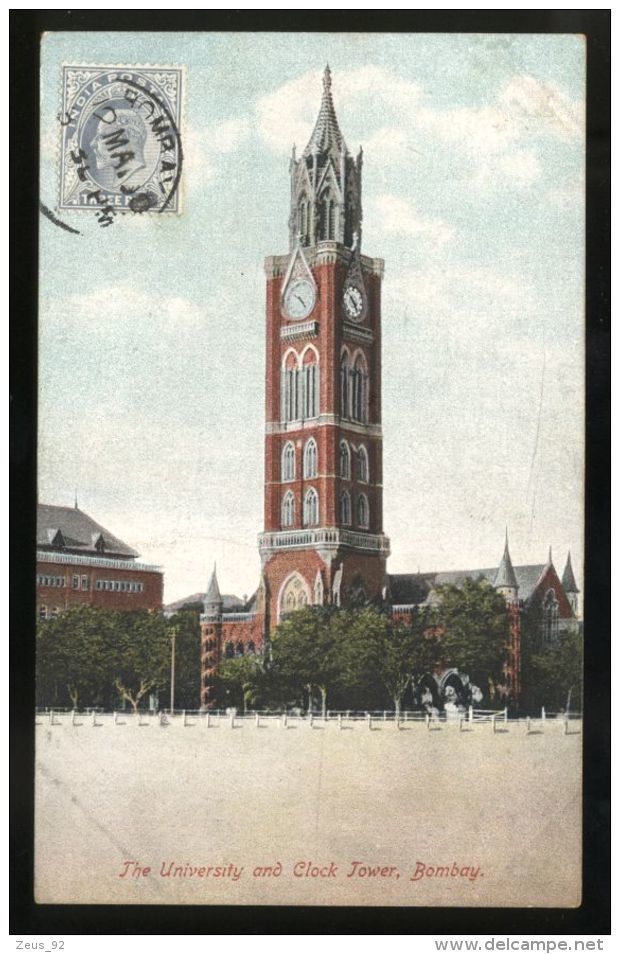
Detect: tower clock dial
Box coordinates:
(283, 279, 315, 320)
(343, 283, 364, 321)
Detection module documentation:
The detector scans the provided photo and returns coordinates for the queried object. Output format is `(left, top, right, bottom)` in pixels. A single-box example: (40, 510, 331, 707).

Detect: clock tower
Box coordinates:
(258, 66, 390, 627)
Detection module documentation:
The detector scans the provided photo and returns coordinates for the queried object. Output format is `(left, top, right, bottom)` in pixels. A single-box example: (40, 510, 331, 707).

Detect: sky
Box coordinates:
(38, 32, 585, 604)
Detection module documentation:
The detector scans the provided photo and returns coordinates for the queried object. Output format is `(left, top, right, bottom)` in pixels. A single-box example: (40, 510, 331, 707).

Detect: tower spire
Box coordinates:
(205, 563, 222, 606)
(561, 551, 579, 593)
(494, 529, 518, 592)
(288, 67, 362, 250)
(548, 545, 553, 565)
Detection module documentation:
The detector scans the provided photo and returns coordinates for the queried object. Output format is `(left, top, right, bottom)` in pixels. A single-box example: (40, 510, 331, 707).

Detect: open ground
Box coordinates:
(35, 714, 581, 906)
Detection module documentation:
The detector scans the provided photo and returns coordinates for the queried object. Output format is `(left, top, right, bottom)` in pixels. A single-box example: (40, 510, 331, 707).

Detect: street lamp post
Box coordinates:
(170, 626, 177, 715)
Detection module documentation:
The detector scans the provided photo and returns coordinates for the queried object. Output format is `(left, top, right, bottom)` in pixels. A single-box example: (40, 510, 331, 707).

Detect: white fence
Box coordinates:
(35, 707, 582, 734)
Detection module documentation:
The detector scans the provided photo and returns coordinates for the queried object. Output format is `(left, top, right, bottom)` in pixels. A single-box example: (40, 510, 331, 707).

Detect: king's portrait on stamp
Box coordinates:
(35, 31, 586, 911)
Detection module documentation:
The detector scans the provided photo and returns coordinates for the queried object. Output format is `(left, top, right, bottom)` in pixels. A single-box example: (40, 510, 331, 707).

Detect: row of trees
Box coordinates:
(35, 579, 582, 713)
(218, 579, 510, 713)
(36, 606, 200, 711)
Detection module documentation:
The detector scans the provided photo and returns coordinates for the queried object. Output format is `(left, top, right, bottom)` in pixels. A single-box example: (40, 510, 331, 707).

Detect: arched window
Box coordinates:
(356, 445, 369, 483)
(542, 588, 559, 644)
(235, 640, 245, 657)
(38, 604, 47, 621)
(281, 441, 295, 482)
(281, 490, 295, 528)
(247, 641, 256, 656)
(340, 352, 350, 418)
(301, 348, 319, 419)
(339, 440, 351, 479)
(351, 353, 369, 423)
(224, 641, 234, 659)
(303, 487, 319, 527)
(357, 493, 369, 529)
(280, 572, 310, 618)
(281, 351, 299, 423)
(339, 490, 351, 526)
(303, 438, 317, 478)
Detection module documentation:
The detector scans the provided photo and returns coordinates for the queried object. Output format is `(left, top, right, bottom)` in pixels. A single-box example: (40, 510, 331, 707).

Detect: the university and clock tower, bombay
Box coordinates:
(258, 66, 390, 627)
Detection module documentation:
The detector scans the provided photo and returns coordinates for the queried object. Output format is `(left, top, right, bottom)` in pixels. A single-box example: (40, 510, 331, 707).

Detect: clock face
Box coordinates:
(283, 279, 315, 320)
(343, 283, 364, 321)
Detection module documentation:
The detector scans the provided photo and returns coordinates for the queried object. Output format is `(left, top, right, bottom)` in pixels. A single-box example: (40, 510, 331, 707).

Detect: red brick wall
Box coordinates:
(36, 558, 163, 615)
(263, 548, 387, 629)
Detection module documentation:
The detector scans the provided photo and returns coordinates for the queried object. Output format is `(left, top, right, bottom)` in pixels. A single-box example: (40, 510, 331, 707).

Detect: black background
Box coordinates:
(10, 8, 610, 936)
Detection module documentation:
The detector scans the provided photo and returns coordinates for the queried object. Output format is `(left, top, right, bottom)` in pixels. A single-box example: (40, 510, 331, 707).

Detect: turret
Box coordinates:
(494, 530, 519, 603)
(203, 564, 223, 620)
(288, 65, 363, 250)
(561, 551, 579, 616)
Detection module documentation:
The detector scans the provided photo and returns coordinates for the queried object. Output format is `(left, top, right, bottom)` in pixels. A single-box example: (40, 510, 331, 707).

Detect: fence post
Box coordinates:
(526, 716, 531, 734)
(71, 709, 76, 726)
(49, 709, 54, 725)
(383, 710, 387, 722)
(255, 712, 260, 728)
(541, 706, 546, 722)
(425, 713, 430, 730)
(504, 707, 508, 724)
(468, 705, 473, 724)
(338, 713, 342, 731)
(309, 713, 314, 728)
(564, 715, 569, 735)
(206, 710, 210, 728)
(92, 710, 97, 726)
(491, 714, 497, 733)
(282, 712, 287, 729)
(459, 716, 464, 732)
(366, 712, 372, 730)
(229, 711, 235, 729)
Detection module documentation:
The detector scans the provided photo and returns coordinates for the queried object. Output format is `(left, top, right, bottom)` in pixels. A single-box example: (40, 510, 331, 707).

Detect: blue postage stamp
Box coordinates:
(59, 65, 184, 215)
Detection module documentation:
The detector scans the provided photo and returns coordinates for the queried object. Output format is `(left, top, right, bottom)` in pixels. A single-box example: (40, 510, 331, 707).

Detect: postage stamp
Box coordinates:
(58, 65, 184, 215)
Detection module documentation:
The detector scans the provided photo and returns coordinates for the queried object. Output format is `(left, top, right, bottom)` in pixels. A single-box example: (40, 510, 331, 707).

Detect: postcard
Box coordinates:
(35, 31, 585, 907)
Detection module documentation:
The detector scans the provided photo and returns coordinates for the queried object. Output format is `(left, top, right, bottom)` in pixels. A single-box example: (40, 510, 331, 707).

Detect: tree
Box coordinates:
(521, 627, 582, 712)
(269, 607, 338, 715)
(433, 578, 509, 702)
(217, 656, 265, 712)
(336, 607, 440, 715)
(111, 611, 170, 712)
(36, 606, 117, 708)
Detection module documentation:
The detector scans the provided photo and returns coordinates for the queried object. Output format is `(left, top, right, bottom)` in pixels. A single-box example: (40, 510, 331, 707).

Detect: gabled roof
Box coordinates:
(303, 65, 347, 158)
(388, 563, 549, 606)
(37, 503, 138, 558)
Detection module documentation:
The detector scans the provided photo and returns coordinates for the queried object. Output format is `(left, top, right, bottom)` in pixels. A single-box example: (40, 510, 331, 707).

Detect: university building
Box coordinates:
(37, 502, 163, 618)
(191, 68, 579, 709)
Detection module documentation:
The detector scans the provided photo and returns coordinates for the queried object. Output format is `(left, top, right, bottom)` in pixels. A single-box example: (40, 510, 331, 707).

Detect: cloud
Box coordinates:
(182, 117, 251, 188)
(46, 285, 205, 335)
(367, 194, 456, 249)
